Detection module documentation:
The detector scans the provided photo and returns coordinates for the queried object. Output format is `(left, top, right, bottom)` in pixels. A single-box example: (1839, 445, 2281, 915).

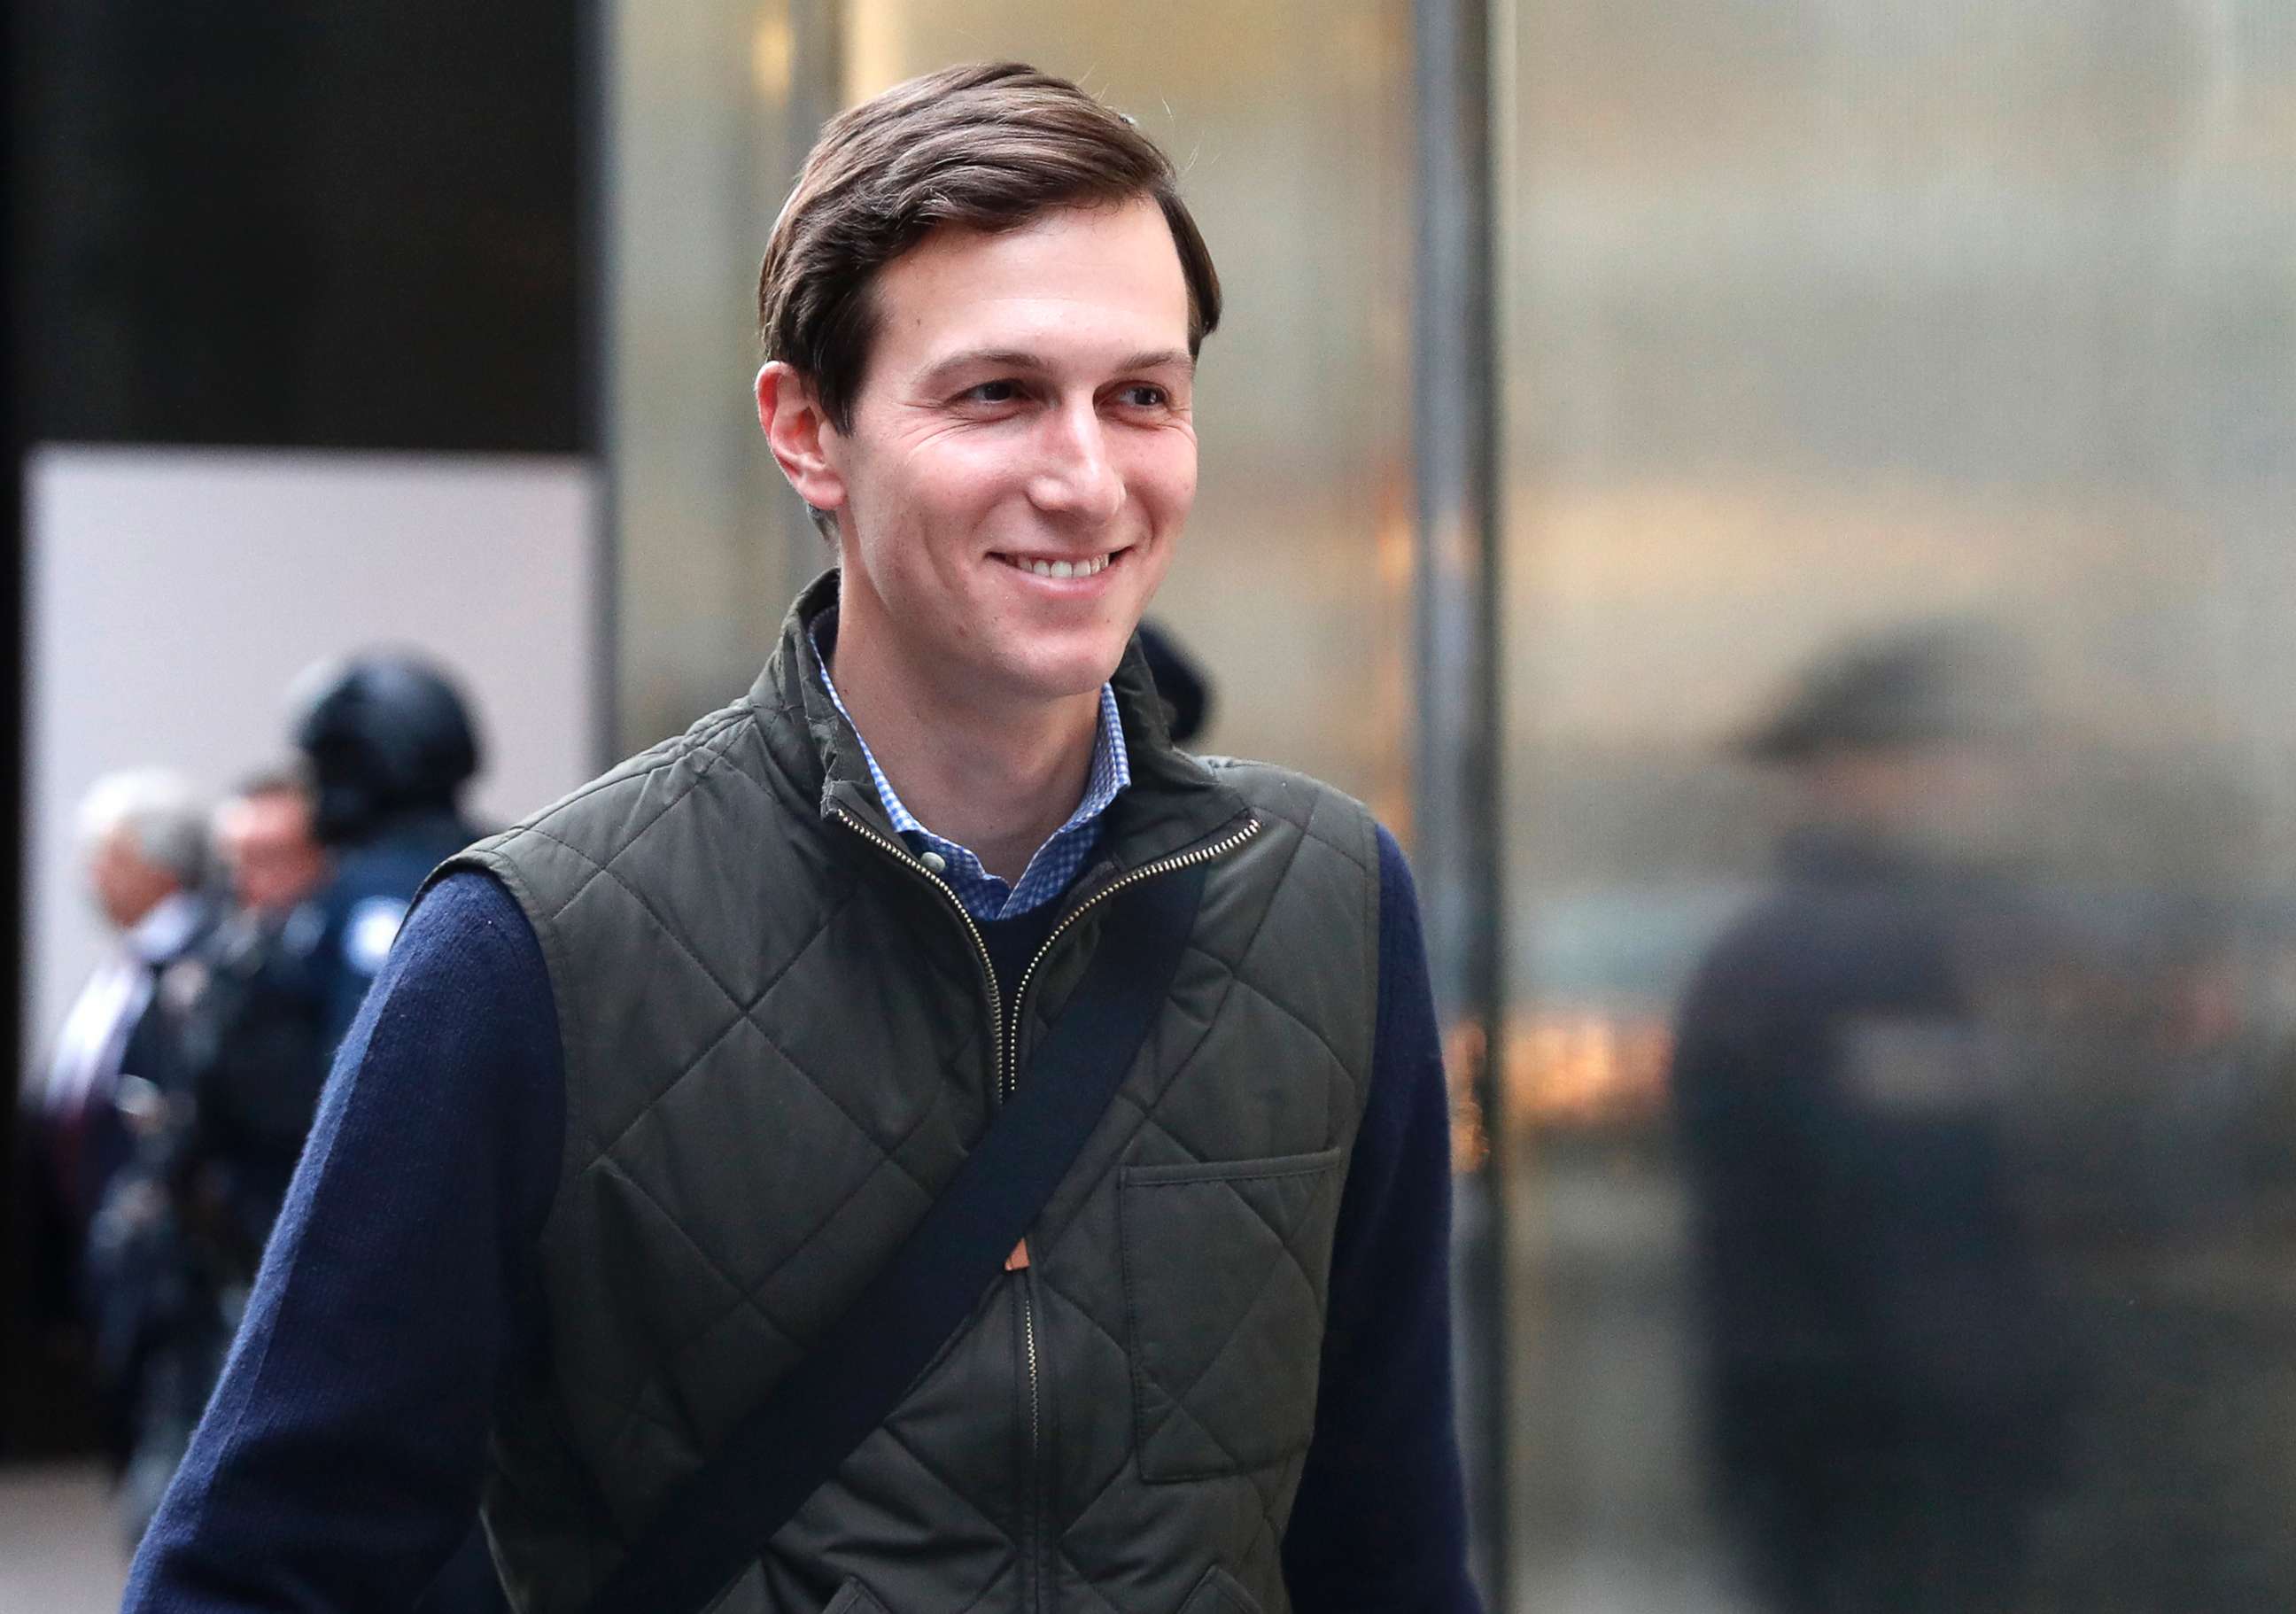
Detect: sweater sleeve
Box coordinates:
(1281, 826, 1483, 1614)
(123, 872, 563, 1614)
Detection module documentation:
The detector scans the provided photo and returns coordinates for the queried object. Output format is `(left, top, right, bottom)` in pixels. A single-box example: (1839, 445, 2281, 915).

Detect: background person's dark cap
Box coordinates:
(1739, 620, 2029, 764)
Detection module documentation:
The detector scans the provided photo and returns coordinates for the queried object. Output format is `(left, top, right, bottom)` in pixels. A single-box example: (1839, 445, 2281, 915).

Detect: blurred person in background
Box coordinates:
(178, 765, 334, 1264)
(216, 767, 331, 920)
(15, 771, 216, 1500)
(87, 685, 496, 1591)
(19, 771, 216, 1346)
(289, 652, 486, 1057)
(1136, 619, 1212, 744)
(87, 765, 337, 1547)
(1670, 624, 2073, 1614)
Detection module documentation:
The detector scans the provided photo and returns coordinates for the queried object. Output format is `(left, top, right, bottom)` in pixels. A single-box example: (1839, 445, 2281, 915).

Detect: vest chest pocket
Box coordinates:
(1119, 1147, 1346, 1481)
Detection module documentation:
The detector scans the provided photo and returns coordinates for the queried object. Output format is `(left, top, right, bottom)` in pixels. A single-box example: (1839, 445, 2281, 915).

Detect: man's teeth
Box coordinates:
(1008, 553, 1112, 579)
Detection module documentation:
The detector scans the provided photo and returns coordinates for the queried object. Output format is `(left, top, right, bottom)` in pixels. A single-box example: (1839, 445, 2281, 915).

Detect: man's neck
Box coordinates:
(827, 617, 1101, 886)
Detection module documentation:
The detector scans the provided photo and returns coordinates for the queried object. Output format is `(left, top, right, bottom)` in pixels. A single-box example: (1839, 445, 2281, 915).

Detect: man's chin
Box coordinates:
(983, 642, 1132, 709)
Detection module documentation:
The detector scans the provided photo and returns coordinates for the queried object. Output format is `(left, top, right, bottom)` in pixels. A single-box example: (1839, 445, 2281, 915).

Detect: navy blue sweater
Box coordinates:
(125, 829, 1477, 1612)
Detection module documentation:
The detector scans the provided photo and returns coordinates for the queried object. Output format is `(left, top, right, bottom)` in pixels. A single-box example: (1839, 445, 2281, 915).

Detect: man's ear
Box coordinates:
(756, 362, 847, 517)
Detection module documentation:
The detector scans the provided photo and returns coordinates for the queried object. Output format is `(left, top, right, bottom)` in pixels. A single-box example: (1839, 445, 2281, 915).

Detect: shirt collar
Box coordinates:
(806, 622, 1131, 917)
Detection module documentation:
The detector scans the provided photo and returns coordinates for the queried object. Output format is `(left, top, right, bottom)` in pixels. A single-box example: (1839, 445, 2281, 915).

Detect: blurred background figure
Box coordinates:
(19, 772, 215, 1348)
(291, 653, 486, 1058)
(69, 672, 500, 1584)
(214, 769, 330, 921)
(1670, 625, 2072, 1614)
(1136, 620, 1214, 746)
(15, 772, 215, 1526)
(78, 766, 333, 1547)
(175, 766, 333, 1262)
(71, 671, 498, 1570)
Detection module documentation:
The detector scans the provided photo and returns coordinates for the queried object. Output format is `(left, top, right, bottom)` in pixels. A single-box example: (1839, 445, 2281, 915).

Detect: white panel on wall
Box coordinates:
(24, 445, 602, 1073)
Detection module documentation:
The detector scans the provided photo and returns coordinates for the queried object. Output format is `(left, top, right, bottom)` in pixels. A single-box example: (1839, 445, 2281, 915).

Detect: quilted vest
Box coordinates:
(437, 575, 1381, 1614)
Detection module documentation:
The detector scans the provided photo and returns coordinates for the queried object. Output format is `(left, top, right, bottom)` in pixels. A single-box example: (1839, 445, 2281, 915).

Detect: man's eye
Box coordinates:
(961, 380, 1022, 405)
(1117, 384, 1170, 408)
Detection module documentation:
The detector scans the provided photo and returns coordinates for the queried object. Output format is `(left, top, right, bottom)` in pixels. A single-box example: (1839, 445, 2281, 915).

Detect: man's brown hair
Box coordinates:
(757, 61, 1222, 438)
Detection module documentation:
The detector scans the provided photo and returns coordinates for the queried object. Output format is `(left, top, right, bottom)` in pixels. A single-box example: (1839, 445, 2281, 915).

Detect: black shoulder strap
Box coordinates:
(583, 863, 1210, 1614)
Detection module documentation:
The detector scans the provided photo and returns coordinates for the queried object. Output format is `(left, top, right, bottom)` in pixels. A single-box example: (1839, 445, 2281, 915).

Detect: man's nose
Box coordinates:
(1027, 402, 1125, 524)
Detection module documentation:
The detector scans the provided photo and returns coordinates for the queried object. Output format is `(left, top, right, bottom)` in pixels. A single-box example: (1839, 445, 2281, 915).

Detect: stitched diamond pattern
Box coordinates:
(462, 663, 1381, 1614)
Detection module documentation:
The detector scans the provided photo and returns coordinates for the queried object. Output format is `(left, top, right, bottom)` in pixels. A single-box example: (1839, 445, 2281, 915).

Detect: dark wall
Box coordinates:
(16, 1, 586, 453)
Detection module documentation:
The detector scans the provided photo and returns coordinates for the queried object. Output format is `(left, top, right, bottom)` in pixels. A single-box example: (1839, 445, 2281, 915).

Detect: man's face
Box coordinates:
(1798, 741, 2024, 864)
(88, 832, 177, 932)
(816, 198, 1198, 707)
(219, 790, 329, 917)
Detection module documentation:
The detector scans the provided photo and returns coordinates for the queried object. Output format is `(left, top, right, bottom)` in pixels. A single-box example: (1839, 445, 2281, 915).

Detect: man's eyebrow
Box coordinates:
(918, 348, 1043, 381)
(915, 347, 1197, 384)
(1114, 348, 1197, 376)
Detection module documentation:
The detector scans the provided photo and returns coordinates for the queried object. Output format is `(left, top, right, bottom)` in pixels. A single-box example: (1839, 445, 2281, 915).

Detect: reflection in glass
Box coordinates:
(1673, 625, 2071, 1614)
(1499, 1, 2296, 1608)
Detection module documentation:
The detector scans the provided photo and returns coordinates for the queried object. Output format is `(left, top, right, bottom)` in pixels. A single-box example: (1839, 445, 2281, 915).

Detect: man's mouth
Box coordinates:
(991, 549, 1121, 581)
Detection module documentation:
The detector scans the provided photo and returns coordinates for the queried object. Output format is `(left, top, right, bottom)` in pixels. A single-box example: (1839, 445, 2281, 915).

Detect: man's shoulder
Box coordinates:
(463, 695, 775, 880)
(1192, 754, 1381, 880)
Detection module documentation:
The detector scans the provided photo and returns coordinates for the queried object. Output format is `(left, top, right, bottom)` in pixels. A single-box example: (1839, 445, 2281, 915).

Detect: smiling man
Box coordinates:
(126, 64, 1477, 1614)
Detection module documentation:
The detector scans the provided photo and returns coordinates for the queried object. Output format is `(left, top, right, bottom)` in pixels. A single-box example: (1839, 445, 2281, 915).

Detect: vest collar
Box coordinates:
(749, 569, 1253, 877)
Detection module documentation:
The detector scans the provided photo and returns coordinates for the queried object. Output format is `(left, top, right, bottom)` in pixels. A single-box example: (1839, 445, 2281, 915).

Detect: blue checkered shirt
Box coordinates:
(812, 632, 1129, 921)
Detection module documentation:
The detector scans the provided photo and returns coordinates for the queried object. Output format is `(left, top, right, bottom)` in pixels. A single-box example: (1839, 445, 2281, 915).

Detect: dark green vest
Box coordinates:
(438, 576, 1382, 1614)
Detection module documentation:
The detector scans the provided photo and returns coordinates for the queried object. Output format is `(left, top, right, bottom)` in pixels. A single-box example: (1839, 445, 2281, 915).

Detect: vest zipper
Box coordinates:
(998, 813, 1260, 1614)
(831, 808, 1262, 1129)
(836, 806, 1261, 1614)
(1019, 1273, 1043, 1614)
(1002, 816, 1263, 1100)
